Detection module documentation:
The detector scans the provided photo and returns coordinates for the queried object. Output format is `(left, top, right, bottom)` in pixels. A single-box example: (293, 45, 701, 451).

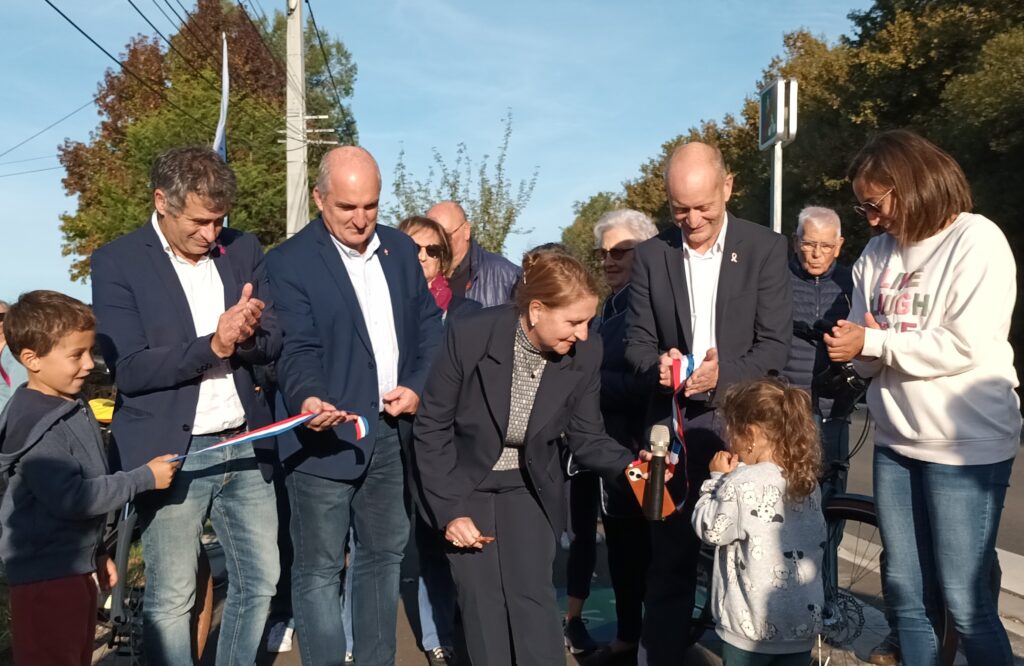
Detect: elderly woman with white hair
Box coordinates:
(563, 209, 659, 664)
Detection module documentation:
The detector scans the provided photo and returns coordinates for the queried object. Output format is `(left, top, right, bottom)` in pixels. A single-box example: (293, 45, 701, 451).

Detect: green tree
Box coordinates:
(59, 0, 358, 280)
(385, 111, 538, 255)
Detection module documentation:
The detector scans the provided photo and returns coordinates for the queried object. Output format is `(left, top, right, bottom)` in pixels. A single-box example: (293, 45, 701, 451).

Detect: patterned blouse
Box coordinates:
(492, 322, 548, 471)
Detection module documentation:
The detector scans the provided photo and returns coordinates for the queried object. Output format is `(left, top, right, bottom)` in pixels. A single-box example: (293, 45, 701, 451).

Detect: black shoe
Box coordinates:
(426, 646, 455, 666)
(564, 617, 601, 654)
(583, 646, 638, 666)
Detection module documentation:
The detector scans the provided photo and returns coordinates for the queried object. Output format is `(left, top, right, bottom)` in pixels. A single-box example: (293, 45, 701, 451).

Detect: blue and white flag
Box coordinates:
(212, 31, 229, 160)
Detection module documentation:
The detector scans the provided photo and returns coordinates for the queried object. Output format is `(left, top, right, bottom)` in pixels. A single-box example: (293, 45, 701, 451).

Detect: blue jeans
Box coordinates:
(414, 511, 457, 651)
(874, 446, 1013, 665)
(288, 416, 409, 666)
(139, 435, 279, 666)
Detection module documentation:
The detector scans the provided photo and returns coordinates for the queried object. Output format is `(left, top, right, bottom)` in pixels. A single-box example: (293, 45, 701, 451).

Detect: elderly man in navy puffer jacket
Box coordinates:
(782, 206, 853, 489)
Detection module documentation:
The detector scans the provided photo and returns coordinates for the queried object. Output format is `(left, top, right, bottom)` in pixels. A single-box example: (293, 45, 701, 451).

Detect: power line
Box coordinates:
(0, 154, 59, 166)
(164, 0, 217, 55)
(0, 166, 65, 179)
(43, 0, 227, 142)
(0, 98, 97, 160)
(305, 0, 345, 116)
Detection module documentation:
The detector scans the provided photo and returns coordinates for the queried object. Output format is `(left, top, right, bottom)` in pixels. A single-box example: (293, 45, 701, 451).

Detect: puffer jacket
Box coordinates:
(464, 240, 521, 308)
(782, 255, 852, 418)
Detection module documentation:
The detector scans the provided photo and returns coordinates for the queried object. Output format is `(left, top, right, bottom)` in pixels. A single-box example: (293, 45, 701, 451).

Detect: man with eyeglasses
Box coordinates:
(0, 301, 29, 412)
(783, 206, 853, 485)
(427, 201, 521, 309)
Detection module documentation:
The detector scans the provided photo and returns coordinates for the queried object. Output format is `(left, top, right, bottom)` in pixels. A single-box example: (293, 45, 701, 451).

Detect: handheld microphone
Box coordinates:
(643, 425, 671, 521)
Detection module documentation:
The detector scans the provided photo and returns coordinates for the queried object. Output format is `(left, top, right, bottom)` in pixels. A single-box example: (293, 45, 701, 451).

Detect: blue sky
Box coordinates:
(1, 0, 870, 303)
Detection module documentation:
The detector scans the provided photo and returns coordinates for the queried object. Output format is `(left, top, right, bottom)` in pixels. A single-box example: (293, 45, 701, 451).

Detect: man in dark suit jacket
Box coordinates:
(625, 142, 792, 665)
(91, 146, 281, 665)
(266, 146, 443, 666)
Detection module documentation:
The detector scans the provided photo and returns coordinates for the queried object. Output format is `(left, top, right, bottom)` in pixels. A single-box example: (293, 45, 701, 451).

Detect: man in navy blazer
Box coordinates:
(91, 147, 281, 665)
(625, 142, 792, 665)
(266, 146, 443, 666)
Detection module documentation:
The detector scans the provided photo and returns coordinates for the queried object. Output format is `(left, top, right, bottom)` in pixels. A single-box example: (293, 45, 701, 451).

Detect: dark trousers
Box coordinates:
(640, 404, 724, 666)
(604, 511, 650, 643)
(11, 573, 96, 666)
(448, 468, 563, 666)
(566, 471, 600, 600)
(721, 644, 810, 665)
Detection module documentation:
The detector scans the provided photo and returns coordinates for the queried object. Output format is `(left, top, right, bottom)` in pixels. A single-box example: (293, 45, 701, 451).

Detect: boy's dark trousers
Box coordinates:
(10, 572, 97, 665)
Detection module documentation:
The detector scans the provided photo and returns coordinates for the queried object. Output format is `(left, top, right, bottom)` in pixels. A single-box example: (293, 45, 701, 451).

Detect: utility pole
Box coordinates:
(285, 0, 308, 237)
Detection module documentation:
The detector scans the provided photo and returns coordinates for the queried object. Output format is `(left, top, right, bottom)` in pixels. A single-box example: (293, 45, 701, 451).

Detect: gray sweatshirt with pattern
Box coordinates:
(692, 462, 825, 655)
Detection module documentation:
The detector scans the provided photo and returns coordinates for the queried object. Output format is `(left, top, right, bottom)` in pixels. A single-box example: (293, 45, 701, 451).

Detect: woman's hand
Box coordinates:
(446, 517, 489, 550)
(710, 451, 739, 474)
(637, 450, 674, 482)
(824, 319, 867, 363)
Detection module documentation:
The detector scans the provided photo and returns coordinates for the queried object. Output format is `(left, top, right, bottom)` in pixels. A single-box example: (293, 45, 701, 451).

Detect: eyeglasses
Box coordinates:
(593, 247, 635, 262)
(853, 188, 894, 218)
(798, 240, 839, 253)
(416, 244, 443, 259)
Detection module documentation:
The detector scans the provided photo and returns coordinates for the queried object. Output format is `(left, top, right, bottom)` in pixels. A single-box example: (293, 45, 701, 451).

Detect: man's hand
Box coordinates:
(96, 553, 118, 592)
(710, 451, 738, 474)
(657, 348, 685, 388)
(638, 450, 674, 482)
(684, 348, 718, 397)
(382, 386, 420, 416)
(211, 283, 266, 359)
(445, 516, 490, 550)
(824, 319, 867, 363)
(302, 397, 354, 431)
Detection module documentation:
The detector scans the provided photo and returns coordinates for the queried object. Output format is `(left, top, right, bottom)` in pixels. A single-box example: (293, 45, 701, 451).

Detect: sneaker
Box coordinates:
(426, 646, 454, 666)
(564, 616, 601, 654)
(345, 652, 355, 664)
(867, 631, 900, 666)
(265, 620, 294, 653)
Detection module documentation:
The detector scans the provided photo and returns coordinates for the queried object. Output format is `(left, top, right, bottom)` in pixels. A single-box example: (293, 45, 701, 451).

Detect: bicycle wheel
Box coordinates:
(821, 493, 957, 666)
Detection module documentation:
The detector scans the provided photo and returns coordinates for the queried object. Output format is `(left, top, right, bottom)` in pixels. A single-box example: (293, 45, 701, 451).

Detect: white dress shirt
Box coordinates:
(682, 214, 729, 368)
(331, 231, 400, 410)
(151, 214, 246, 434)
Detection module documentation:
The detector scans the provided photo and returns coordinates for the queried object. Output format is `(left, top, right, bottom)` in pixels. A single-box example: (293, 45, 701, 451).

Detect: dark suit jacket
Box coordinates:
(625, 214, 792, 423)
(266, 219, 443, 481)
(413, 305, 634, 537)
(91, 222, 280, 473)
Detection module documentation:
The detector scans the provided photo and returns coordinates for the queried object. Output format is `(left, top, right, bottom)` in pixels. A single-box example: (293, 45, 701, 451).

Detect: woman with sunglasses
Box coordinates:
(825, 130, 1020, 665)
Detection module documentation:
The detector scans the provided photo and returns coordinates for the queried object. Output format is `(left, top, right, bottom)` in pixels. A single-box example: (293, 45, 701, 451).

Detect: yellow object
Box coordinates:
(89, 398, 115, 424)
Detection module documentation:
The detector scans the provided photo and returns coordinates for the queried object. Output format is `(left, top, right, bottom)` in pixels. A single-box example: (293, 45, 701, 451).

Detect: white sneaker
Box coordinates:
(345, 652, 355, 664)
(266, 620, 294, 653)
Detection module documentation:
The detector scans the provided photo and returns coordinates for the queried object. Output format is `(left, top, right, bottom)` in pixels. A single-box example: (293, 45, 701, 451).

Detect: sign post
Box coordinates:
(758, 79, 798, 233)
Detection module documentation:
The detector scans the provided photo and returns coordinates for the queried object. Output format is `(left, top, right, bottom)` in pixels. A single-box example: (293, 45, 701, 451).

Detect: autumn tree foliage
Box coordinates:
(59, 0, 357, 280)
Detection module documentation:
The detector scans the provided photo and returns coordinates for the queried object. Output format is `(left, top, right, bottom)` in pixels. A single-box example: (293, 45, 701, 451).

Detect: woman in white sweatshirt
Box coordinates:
(825, 129, 1020, 665)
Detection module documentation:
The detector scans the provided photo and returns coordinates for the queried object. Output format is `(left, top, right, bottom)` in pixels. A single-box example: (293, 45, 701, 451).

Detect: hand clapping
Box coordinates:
(211, 282, 265, 358)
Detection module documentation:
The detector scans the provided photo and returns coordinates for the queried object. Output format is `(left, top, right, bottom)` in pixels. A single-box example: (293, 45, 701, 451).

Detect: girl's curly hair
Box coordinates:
(720, 378, 822, 502)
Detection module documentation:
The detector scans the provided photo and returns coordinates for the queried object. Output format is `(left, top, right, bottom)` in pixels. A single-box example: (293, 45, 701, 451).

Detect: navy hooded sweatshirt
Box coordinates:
(0, 386, 155, 585)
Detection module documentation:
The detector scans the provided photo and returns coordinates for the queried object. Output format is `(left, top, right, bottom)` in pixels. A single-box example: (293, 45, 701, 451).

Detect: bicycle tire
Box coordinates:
(821, 493, 957, 665)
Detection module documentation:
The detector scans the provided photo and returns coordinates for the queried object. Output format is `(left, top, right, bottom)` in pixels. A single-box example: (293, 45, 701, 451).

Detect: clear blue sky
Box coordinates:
(1, 0, 870, 303)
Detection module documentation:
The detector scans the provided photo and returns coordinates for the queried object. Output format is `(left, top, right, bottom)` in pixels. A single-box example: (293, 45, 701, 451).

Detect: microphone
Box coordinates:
(643, 425, 671, 521)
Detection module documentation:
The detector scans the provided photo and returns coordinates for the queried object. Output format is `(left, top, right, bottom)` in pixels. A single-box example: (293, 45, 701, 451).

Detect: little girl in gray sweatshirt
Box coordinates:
(691, 379, 826, 665)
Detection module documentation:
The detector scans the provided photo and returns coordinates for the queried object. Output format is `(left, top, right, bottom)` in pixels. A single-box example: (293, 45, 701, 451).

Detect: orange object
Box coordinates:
(625, 461, 676, 519)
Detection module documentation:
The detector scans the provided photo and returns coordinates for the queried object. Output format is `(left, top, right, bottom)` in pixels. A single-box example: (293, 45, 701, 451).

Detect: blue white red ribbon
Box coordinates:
(170, 411, 369, 461)
(670, 355, 696, 493)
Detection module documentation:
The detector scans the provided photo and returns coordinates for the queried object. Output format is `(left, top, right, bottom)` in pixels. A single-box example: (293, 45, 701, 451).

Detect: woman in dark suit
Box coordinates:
(414, 249, 643, 666)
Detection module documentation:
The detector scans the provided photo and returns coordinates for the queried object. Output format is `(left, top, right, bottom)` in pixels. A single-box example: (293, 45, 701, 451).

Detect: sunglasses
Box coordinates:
(593, 247, 635, 262)
(853, 188, 894, 218)
(416, 244, 443, 259)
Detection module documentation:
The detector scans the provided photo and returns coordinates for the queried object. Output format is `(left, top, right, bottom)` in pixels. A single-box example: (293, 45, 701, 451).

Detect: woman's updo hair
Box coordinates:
(514, 244, 599, 312)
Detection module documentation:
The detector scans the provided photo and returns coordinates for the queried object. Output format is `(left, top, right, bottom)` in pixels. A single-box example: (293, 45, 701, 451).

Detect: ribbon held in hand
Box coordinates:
(669, 355, 695, 497)
(170, 411, 370, 461)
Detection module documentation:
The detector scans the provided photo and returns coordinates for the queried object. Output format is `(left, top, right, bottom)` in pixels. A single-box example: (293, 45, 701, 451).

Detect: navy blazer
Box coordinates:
(625, 214, 792, 421)
(266, 219, 443, 480)
(413, 305, 633, 537)
(91, 222, 280, 473)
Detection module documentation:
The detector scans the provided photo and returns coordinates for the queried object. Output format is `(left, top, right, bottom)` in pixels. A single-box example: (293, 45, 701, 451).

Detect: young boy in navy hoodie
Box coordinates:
(0, 290, 179, 665)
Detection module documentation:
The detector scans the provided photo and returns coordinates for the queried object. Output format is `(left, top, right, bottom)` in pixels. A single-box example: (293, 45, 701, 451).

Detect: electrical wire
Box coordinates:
(0, 98, 97, 159)
(304, 0, 345, 115)
(0, 166, 65, 179)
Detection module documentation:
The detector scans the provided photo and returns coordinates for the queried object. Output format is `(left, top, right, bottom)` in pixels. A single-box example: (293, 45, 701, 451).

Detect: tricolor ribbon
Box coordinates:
(670, 355, 696, 493)
(170, 411, 370, 461)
